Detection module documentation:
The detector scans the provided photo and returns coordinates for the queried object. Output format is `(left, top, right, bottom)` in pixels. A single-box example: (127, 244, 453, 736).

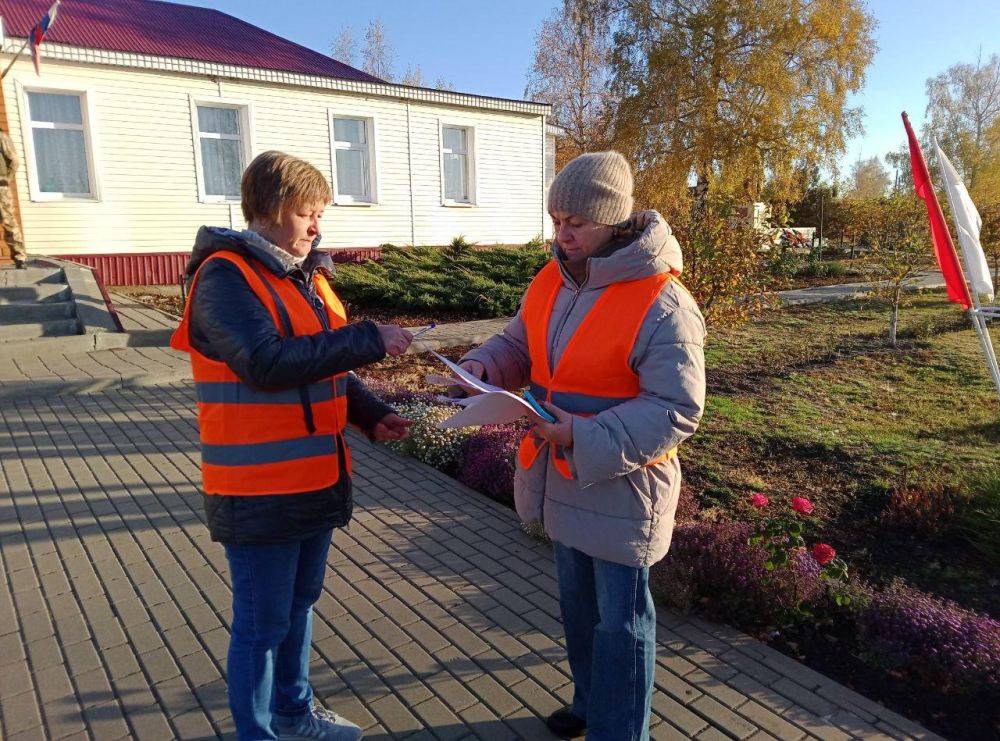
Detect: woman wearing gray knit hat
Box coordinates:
(459, 151, 707, 740)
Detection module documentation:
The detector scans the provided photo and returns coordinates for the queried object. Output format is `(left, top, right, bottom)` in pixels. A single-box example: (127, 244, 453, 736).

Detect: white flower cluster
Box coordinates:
(386, 401, 474, 470)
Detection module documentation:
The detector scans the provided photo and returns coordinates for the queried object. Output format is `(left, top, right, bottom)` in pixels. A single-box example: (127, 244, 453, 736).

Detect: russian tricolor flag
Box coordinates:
(30, 1, 60, 75)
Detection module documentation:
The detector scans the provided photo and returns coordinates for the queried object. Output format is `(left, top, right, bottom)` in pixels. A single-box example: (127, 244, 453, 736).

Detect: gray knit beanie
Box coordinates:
(547, 151, 634, 226)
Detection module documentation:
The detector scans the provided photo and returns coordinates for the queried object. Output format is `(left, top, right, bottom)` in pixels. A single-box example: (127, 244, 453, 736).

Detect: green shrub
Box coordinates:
(446, 235, 475, 253)
(951, 471, 1000, 568)
(766, 249, 801, 279)
(794, 260, 848, 279)
(334, 243, 550, 317)
(824, 260, 847, 278)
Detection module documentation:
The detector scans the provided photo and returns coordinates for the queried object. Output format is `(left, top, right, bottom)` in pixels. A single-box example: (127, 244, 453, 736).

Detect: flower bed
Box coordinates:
(367, 386, 1000, 739)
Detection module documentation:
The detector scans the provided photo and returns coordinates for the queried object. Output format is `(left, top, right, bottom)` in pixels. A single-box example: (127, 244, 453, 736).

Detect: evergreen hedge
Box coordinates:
(333, 240, 550, 318)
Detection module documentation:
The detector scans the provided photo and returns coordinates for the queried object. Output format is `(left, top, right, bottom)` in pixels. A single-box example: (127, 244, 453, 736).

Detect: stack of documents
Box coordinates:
(425, 350, 542, 428)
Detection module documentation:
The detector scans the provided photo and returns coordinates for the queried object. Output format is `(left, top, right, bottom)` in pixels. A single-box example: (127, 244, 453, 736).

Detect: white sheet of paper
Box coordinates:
(424, 349, 538, 428)
(434, 395, 475, 406)
(426, 350, 506, 395)
(425, 374, 482, 394)
(437, 391, 537, 428)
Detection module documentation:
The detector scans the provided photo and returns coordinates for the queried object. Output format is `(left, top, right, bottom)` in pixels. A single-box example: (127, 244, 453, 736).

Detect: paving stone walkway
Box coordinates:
(0, 347, 188, 400)
(109, 295, 180, 331)
(0, 382, 940, 740)
(775, 270, 944, 306)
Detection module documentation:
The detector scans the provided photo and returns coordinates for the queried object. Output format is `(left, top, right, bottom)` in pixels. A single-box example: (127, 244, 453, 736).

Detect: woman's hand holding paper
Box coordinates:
(448, 360, 486, 397)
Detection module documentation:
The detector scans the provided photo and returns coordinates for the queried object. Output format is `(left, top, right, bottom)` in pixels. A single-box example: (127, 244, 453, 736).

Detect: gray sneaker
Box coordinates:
(274, 705, 363, 740)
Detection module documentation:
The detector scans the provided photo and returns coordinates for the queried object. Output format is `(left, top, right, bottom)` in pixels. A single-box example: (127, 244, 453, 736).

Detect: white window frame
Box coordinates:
(18, 81, 101, 202)
(189, 96, 253, 204)
(328, 113, 379, 206)
(439, 122, 477, 207)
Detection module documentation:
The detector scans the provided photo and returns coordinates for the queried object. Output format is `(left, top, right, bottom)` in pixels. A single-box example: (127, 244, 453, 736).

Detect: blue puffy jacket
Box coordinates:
(183, 227, 393, 544)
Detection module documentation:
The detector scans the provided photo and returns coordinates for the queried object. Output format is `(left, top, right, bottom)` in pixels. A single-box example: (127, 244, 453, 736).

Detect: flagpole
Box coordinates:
(0, 37, 30, 81)
(953, 209, 1000, 400)
(973, 314, 1000, 398)
(967, 297, 1000, 400)
(929, 134, 1000, 401)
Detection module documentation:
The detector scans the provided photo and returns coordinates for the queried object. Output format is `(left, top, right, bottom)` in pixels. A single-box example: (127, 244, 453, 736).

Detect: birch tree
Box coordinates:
(925, 53, 1000, 192)
(401, 65, 425, 87)
(847, 157, 891, 200)
(362, 19, 395, 81)
(525, 0, 613, 160)
(331, 25, 358, 67)
(610, 0, 876, 210)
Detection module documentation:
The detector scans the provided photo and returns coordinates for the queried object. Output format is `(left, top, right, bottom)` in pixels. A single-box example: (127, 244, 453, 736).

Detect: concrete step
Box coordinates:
(0, 347, 191, 400)
(0, 330, 136, 360)
(0, 267, 65, 286)
(0, 302, 75, 323)
(122, 327, 175, 347)
(0, 319, 80, 342)
(0, 283, 72, 304)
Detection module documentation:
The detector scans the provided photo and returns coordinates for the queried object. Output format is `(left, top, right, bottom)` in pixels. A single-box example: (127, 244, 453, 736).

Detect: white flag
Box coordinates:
(934, 140, 994, 302)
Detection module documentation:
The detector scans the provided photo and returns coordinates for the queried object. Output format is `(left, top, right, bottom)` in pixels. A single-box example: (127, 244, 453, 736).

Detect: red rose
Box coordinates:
(750, 493, 769, 508)
(791, 497, 814, 515)
(812, 543, 836, 565)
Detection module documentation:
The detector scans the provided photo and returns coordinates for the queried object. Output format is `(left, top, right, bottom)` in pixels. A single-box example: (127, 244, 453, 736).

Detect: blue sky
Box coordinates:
(181, 0, 1000, 179)
(844, 0, 1000, 178)
(179, 0, 553, 98)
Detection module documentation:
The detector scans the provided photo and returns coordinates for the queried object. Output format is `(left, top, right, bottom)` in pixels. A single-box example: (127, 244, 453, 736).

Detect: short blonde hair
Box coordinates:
(241, 150, 332, 223)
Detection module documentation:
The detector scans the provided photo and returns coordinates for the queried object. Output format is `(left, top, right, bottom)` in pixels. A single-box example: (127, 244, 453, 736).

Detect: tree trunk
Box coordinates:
(890, 284, 901, 348)
(693, 171, 710, 221)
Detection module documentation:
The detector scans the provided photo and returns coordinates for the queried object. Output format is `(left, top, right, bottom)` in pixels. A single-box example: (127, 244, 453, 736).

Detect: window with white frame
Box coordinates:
(26, 90, 94, 197)
(441, 125, 474, 204)
(195, 104, 247, 200)
(331, 116, 376, 204)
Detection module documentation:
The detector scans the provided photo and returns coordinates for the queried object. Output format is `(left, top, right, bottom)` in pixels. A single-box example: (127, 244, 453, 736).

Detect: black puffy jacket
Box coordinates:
(183, 227, 394, 544)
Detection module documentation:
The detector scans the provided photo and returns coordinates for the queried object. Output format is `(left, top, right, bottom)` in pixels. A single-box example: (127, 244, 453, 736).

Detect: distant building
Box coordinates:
(735, 202, 773, 232)
(1, 0, 555, 284)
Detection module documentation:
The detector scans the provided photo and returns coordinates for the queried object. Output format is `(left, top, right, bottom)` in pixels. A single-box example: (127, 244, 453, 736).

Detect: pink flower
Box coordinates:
(812, 543, 836, 565)
(750, 493, 769, 508)
(791, 497, 814, 515)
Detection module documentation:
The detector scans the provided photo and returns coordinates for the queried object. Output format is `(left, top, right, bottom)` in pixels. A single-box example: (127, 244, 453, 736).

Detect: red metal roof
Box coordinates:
(0, 0, 383, 82)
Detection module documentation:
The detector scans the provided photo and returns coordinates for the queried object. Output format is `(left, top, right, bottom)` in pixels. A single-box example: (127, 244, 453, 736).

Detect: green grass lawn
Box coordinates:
(686, 291, 1000, 615)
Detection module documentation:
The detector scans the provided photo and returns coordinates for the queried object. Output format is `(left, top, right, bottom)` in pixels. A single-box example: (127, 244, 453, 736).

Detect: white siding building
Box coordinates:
(0, 0, 555, 283)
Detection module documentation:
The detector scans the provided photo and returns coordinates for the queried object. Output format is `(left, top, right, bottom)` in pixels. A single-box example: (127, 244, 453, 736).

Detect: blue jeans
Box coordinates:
(554, 542, 656, 741)
(224, 529, 333, 740)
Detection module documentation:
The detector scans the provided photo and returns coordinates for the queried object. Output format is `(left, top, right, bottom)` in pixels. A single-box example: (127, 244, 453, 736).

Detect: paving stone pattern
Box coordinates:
(0, 384, 941, 739)
(109, 295, 180, 331)
(0, 348, 189, 399)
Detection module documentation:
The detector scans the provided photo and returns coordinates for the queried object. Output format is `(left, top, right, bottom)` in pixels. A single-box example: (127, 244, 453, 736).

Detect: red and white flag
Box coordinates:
(30, 1, 60, 75)
(935, 140, 994, 303)
(902, 111, 973, 310)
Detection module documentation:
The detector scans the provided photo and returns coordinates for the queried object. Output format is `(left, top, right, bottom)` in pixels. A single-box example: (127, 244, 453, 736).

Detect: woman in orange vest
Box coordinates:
(460, 152, 707, 740)
(171, 151, 412, 741)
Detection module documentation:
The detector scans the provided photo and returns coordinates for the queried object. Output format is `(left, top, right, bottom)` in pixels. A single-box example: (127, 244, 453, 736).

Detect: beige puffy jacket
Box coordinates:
(462, 211, 706, 568)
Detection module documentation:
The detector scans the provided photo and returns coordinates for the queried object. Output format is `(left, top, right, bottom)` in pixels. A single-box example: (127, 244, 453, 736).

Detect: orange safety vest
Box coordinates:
(170, 251, 350, 496)
(517, 260, 679, 480)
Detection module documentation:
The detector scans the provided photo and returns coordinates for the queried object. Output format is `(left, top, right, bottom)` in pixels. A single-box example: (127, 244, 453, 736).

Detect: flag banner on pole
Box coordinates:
(935, 140, 995, 303)
(30, 1, 60, 75)
(902, 111, 973, 310)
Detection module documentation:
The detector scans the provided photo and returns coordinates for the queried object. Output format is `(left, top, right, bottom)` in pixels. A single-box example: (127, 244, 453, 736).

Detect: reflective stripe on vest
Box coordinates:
(170, 251, 350, 496)
(517, 260, 679, 480)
